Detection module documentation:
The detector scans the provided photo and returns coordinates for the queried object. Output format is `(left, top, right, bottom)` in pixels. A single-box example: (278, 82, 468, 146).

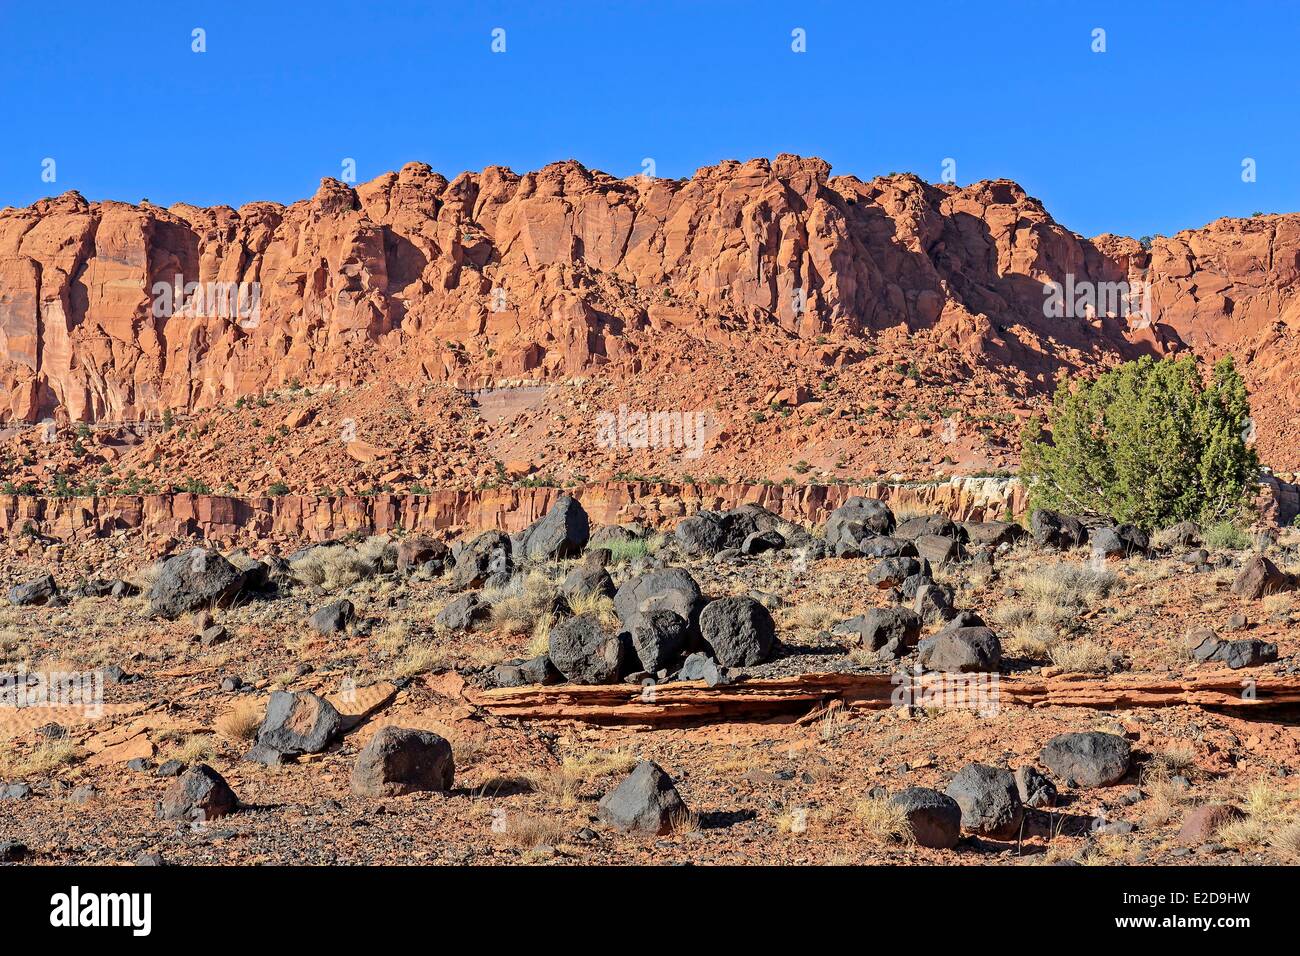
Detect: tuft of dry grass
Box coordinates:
(169, 734, 217, 765)
(0, 737, 84, 778)
(486, 569, 561, 637)
(1216, 780, 1300, 855)
(1048, 639, 1112, 673)
(214, 699, 263, 743)
(291, 536, 393, 591)
(491, 811, 572, 851)
(994, 560, 1118, 662)
(533, 748, 638, 809)
(853, 796, 915, 844)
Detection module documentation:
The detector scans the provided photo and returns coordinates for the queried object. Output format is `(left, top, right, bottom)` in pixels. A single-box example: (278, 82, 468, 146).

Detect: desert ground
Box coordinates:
(3, 498, 1299, 867)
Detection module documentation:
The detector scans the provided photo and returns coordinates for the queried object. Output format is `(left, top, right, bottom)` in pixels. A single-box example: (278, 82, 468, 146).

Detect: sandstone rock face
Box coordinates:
(5, 156, 1298, 468)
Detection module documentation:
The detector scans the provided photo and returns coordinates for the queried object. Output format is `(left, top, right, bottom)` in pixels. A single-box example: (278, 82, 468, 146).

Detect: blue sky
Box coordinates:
(1, 0, 1296, 237)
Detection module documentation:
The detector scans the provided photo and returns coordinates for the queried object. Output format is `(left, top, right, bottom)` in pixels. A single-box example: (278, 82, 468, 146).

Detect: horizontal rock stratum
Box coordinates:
(2, 154, 1299, 470)
(0, 477, 1026, 545)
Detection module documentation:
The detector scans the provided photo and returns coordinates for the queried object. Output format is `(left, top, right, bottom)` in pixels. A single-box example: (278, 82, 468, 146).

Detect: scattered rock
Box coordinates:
(597, 760, 687, 835)
(252, 690, 342, 759)
(149, 548, 247, 619)
(918, 627, 1002, 673)
(1040, 731, 1132, 787)
(1014, 765, 1058, 808)
(699, 596, 776, 666)
(1178, 804, 1245, 844)
(548, 614, 626, 684)
(521, 495, 590, 562)
(945, 764, 1023, 838)
(679, 651, 729, 686)
(435, 593, 486, 632)
(350, 726, 455, 797)
(890, 787, 962, 848)
(614, 567, 705, 634)
(159, 764, 238, 821)
(309, 599, 355, 635)
(630, 609, 689, 673)
(8, 573, 58, 607)
(1231, 554, 1293, 600)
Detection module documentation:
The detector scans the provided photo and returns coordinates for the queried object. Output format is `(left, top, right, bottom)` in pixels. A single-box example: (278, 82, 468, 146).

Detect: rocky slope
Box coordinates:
(2, 155, 1298, 488)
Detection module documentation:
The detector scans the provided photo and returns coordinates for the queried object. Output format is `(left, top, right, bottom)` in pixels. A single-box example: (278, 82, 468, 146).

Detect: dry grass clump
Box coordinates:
(852, 796, 915, 844)
(1216, 780, 1300, 856)
(565, 590, 620, 628)
(486, 569, 561, 637)
(491, 811, 572, 851)
(291, 536, 394, 591)
(0, 736, 84, 778)
(1048, 639, 1113, 673)
(214, 698, 264, 743)
(994, 561, 1118, 663)
(169, 733, 218, 764)
(131, 560, 164, 592)
(779, 600, 840, 641)
(532, 748, 638, 809)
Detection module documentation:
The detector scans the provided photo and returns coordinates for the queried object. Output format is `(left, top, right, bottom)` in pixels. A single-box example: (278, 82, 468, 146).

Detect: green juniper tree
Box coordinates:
(1020, 355, 1258, 530)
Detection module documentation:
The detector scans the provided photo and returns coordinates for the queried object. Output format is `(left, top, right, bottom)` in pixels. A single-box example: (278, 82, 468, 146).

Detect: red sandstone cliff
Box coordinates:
(2, 155, 1298, 480)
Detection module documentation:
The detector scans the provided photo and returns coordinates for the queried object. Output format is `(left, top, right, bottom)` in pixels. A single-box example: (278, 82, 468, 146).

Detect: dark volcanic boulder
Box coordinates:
(309, 599, 355, 635)
(548, 614, 626, 684)
(868, 557, 924, 589)
(435, 593, 486, 632)
(350, 727, 454, 797)
(1213, 638, 1279, 670)
(597, 760, 687, 834)
(945, 764, 1023, 838)
(699, 596, 776, 667)
(832, 607, 921, 651)
(1089, 526, 1125, 560)
(449, 530, 512, 590)
(8, 573, 58, 607)
(679, 651, 729, 686)
(890, 787, 962, 849)
(914, 534, 963, 567)
(857, 536, 918, 559)
(1231, 554, 1293, 600)
(1040, 731, 1132, 787)
(397, 535, 449, 574)
(741, 529, 785, 555)
(492, 654, 562, 687)
(148, 549, 248, 619)
(1030, 510, 1088, 550)
(825, 497, 895, 551)
(254, 691, 343, 758)
(674, 514, 725, 557)
(895, 514, 961, 541)
(918, 627, 1001, 673)
(159, 764, 238, 821)
(630, 609, 690, 673)
(717, 504, 784, 549)
(614, 567, 705, 634)
(560, 563, 616, 602)
(1015, 765, 1059, 809)
(962, 521, 1026, 548)
(521, 495, 590, 562)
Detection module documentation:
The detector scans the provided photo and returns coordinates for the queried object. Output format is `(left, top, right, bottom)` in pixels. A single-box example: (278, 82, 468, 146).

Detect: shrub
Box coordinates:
(1020, 356, 1257, 530)
(1202, 519, 1253, 551)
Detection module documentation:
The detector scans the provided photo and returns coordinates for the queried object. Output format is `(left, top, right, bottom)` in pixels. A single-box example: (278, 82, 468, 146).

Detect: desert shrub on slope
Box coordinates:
(1021, 355, 1257, 530)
